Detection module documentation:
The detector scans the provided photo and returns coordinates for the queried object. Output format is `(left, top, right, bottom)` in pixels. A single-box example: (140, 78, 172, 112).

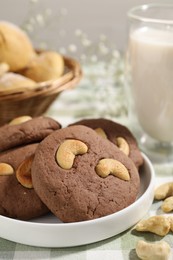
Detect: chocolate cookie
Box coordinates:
(0, 143, 49, 220)
(70, 118, 143, 168)
(0, 116, 61, 152)
(31, 125, 140, 223)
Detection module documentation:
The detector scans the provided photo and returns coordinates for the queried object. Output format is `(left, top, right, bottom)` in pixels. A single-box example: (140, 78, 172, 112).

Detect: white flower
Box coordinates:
(90, 55, 98, 62)
(25, 24, 33, 32)
(75, 29, 82, 36)
(36, 14, 44, 26)
(99, 43, 109, 55)
(112, 50, 120, 59)
(99, 34, 107, 41)
(68, 44, 77, 53)
(81, 38, 91, 47)
(59, 47, 67, 55)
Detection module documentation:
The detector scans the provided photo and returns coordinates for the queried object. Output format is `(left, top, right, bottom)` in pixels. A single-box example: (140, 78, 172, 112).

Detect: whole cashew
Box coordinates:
(16, 155, 34, 188)
(94, 128, 130, 156)
(94, 128, 107, 139)
(9, 116, 32, 125)
(116, 137, 130, 156)
(134, 215, 170, 236)
(136, 240, 171, 260)
(161, 196, 173, 213)
(56, 139, 88, 170)
(168, 216, 173, 232)
(95, 158, 130, 181)
(154, 182, 173, 200)
(0, 163, 14, 175)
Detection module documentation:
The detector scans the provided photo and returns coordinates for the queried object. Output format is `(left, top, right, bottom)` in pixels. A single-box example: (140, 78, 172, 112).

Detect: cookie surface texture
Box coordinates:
(31, 125, 140, 223)
(0, 144, 49, 220)
(70, 118, 143, 168)
(0, 116, 61, 152)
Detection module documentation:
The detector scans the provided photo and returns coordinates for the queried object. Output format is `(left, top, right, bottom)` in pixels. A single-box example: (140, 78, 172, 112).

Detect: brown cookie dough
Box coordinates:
(0, 116, 61, 152)
(31, 125, 140, 223)
(70, 118, 143, 168)
(0, 143, 49, 220)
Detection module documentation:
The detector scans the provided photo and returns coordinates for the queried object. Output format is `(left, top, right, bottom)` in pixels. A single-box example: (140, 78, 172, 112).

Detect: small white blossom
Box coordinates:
(75, 29, 82, 37)
(90, 55, 98, 62)
(99, 43, 109, 55)
(36, 14, 44, 26)
(68, 44, 77, 53)
(99, 34, 107, 41)
(25, 24, 33, 32)
(112, 50, 120, 59)
(81, 38, 91, 47)
(59, 47, 67, 55)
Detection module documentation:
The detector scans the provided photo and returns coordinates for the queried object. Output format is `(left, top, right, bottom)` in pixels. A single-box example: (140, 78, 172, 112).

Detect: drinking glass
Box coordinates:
(125, 4, 173, 163)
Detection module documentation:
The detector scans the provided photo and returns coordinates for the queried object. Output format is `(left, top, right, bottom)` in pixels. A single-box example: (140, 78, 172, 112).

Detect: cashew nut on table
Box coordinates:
(134, 215, 171, 236)
(136, 240, 171, 260)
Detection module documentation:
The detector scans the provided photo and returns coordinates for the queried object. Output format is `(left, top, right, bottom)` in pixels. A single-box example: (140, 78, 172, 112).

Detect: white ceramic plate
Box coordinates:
(0, 153, 155, 248)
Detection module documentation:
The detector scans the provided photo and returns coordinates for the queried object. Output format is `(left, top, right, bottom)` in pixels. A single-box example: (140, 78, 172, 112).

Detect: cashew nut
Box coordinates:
(0, 163, 14, 175)
(161, 196, 173, 213)
(168, 216, 173, 232)
(94, 128, 130, 156)
(136, 240, 171, 260)
(94, 128, 107, 139)
(154, 182, 173, 200)
(9, 116, 32, 125)
(116, 137, 130, 156)
(134, 216, 170, 236)
(56, 139, 88, 170)
(16, 155, 34, 188)
(95, 158, 130, 181)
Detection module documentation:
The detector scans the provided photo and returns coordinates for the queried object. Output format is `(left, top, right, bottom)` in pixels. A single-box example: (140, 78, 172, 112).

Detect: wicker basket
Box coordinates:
(0, 56, 82, 126)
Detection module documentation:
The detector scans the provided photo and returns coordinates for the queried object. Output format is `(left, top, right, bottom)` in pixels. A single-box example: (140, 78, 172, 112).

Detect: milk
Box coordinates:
(129, 27, 173, 142)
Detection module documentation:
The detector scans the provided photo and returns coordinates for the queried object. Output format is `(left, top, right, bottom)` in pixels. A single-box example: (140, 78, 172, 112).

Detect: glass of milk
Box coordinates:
(125, 4, 173, 162)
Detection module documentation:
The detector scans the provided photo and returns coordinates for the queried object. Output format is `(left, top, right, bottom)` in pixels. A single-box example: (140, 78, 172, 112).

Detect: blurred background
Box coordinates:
(0, 0, 172, 57)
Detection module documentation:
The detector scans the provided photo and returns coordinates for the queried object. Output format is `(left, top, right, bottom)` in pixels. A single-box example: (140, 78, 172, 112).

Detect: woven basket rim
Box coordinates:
(0, 55, 82, 101)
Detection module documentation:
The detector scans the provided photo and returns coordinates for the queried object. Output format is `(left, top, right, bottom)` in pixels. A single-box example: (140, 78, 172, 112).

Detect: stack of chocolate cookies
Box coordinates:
(0, 117, 143, 223)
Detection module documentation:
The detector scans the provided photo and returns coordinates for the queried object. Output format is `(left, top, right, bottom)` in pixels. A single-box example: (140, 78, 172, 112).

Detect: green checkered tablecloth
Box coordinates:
(0, 79, 173, 260)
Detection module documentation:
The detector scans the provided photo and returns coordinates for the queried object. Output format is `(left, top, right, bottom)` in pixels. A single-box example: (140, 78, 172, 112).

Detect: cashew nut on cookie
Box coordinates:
(56, 139, 88, 169)
(95, 158, 130, 181)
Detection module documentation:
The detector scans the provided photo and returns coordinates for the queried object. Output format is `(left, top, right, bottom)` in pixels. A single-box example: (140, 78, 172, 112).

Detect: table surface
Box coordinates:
(1, 70, 173, 260)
